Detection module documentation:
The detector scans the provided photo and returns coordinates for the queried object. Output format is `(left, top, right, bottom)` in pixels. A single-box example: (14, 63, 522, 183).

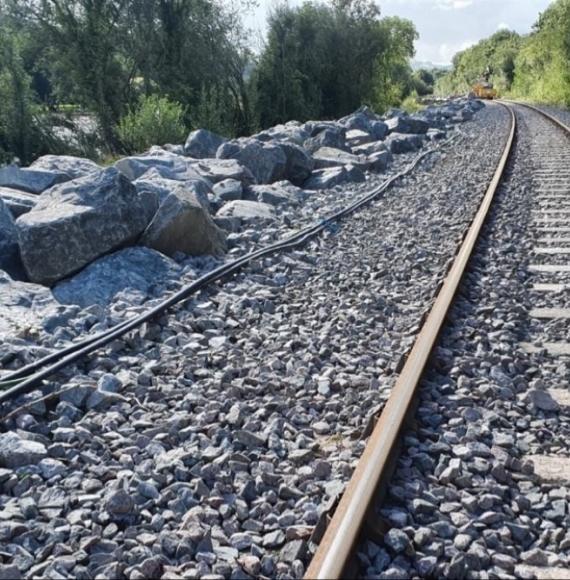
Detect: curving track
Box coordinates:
(0, 103, 513, 580)
(4, 102, 567, 580)
(306, 103, 570, 579)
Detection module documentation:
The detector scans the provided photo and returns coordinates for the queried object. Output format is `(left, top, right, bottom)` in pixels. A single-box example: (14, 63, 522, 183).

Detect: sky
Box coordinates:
(244, 0, 555, 65)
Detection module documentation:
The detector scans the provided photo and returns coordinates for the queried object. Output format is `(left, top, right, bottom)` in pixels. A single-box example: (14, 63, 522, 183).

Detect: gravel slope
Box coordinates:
(0, 104, 511, 580)
(357, 107, 570, 579)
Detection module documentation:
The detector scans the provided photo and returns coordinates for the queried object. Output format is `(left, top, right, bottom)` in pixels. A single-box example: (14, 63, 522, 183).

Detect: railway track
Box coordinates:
(306, 102, 570, 579)
(2, 101, 566, 580)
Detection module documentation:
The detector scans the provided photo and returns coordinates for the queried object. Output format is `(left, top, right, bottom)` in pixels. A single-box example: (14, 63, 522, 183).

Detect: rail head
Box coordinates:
(501, 99, 570, 135)
(305, 102, 517, 580)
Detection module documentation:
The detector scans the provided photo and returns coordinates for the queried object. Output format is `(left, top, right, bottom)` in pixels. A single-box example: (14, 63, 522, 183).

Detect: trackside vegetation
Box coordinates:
(437, 0, 570, 107)
(0, 0, 434, 165)
(3, 0, 568, 166)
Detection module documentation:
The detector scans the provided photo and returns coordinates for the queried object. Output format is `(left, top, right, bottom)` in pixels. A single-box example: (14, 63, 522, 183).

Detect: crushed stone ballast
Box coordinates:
(0, 133, 461, 414)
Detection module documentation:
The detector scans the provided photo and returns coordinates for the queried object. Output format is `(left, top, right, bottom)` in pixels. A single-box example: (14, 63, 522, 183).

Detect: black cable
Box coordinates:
(0, 137, 456, 409)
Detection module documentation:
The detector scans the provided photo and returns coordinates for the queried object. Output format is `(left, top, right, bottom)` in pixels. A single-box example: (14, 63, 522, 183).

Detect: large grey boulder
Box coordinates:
(0, 187, 37, 217)
(420, 108, 448, 129)
(131, 172, 210, 223)
(304, 121, 337, 136)
(16, 168, 155, 285)
(134, 172, 183, 203)
(245, 181, 308, 207)
(152, 144, 186, 156)
(140, 187, 225, 257)
(312, 147, 370, 171)
(147, 144, 185, 157)
(340, 106, 378, 132)
(53, 247, 180, 307)
(453, 109, 474, 122)
(254, 122, 310, 146)
(134, 168, 212, 211)
(173, 180, 212, 211)
(278, 142, 314, 185)
(0, 432, 47, 468)
(0, 165, 69, 194)
(184, 129, 227, 159)
(409, 116, 430, 133)
(427, 128, 447, 141)
(0, 271, 64, 339)
(217, 138, 287, 184)
(369, 120, 389, 140)
(304, 127, 347, 154)
(352, 141, 388, 156)
(385, 133, 424, 154)
(0, 199, 23, 279)
(344, 121, 388, 148)
(467, 98, 484, 110)
(304, 165, 365, 190)
(216, 200, 276, 223)
(144, 146, 184, 159)
(132, 181, 166, 218)
(30, 155, 101, 180)
(115, 153, 195, 181)
(368, 151, 391, 172)
(191, 159, 255, 185)
(137, 163, 212, 188)
(346, 129, 373, 148)
(386, 115, 429, 135)
(434, 105, 458, 120)
(213, 179, 243, 202)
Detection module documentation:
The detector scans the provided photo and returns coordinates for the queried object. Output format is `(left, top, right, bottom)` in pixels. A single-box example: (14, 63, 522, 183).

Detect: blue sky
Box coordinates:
(244, 0, 555, 64)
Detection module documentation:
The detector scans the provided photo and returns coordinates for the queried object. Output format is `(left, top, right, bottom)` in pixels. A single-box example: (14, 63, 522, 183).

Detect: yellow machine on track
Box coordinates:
(472, 81, 498, 100)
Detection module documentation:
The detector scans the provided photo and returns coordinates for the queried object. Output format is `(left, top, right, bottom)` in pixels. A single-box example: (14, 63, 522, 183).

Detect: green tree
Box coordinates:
(372, 16, 418, 110)
(254, 3, 331, 127)
(410, 69, 435, 96)
(438, 0, 570, 106)
(512, 0, 570, 106)
(6, 0, 255, 151)
(254, 1, 417, 127)
(121, 0, 254, 135)
(436, 30, 522, 95)
(0, 25, 37, 163)
(10, 0, 129, 147)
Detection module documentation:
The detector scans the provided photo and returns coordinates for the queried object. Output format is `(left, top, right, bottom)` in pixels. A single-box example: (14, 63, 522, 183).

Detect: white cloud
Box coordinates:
(438, 40, 476, 62)
(436, 0, 473, 10)
(497, 22, 510, 30)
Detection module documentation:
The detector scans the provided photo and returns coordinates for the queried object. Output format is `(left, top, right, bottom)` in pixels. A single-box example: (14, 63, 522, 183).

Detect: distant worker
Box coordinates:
(483, 65, 492, 83)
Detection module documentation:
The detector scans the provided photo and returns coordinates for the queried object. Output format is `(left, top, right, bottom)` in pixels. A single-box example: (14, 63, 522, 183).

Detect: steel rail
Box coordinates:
(501, 100, 570, 134)
(0, 135, 460, 409)
(305, 102, 517, 580)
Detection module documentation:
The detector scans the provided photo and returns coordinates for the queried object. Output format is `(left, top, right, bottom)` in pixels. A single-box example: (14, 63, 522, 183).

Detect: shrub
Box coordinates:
(400, 91, 423, 114)
(117, 94, 187, 153)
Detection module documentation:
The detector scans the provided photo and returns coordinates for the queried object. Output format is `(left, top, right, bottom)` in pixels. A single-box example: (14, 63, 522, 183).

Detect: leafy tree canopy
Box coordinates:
(437, 0, 570, 107)
(253, 0, 418, 127)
